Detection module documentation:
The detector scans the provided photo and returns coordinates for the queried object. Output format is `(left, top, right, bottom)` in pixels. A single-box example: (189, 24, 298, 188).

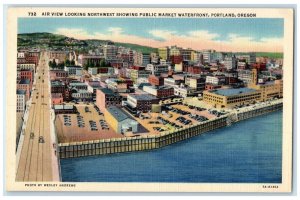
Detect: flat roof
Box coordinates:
(18, 79, 30, 84)
(128, 94, 158, 101)
(209, 88, 257, 96)
(107, 106, 131, 122)
(98, 88, 120, 96)
(16, 89, 26, 95)
(51, 80, 65, 86)
(69, 82, 87, 86)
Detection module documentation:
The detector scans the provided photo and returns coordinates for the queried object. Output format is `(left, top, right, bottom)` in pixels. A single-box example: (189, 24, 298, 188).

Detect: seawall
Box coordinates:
(58, 100, 283, 159)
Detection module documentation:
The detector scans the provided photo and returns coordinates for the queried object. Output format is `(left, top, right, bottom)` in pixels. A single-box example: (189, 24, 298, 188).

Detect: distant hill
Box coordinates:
(17, 32, 157, 54)
(255, 52, 283, 59)
(17, 32, 281, 58)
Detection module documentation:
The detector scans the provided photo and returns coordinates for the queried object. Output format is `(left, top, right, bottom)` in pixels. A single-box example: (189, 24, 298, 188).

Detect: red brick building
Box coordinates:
(51, 93, 64, 105)
(205, 83, 222, 90)
(148, 75, 164, 86)
(51, 80, 72, 101)
(252, 63, 267, 72)
(96, 88, 123, 111)
(187, 66, 201, 74)
(19, 69, 34, 83)
(50, 70, 68, 80)
(170, 55, 183, 65)
(17, 79, 31, 100)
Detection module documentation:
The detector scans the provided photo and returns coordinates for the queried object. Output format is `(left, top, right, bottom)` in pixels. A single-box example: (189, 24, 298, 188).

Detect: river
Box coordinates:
(60, 110, 282, 183)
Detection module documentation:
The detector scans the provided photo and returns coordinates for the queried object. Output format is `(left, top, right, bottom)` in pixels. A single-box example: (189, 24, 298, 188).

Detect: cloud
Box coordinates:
(55, 27, 283, 52)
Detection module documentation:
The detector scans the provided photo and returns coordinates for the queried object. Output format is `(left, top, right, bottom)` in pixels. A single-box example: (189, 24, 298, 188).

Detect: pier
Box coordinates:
(58, 99, 282, 159)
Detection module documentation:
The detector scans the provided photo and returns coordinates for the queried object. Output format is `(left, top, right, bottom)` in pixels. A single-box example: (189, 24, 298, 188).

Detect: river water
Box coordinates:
(60, 110, 282, 183)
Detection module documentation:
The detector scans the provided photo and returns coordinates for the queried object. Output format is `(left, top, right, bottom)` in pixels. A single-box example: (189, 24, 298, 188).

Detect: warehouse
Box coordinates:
(104, 106, 138, 134)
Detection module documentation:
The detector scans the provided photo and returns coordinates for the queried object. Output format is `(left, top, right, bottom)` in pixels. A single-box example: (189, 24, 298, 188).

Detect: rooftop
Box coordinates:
(51, 80, 65, 86)
(16, 89, 26, 95)
(107, 106, 131, 122)
(128, 94, 158, 101)
(98, 88, 120, 96)
(209, 88, 257, 96)
(69, 82, 87, 86)
(18, 79, 30, 84)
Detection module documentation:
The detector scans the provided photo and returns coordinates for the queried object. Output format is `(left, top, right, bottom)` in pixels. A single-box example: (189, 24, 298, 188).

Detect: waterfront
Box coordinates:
(60, 110, 282, 183)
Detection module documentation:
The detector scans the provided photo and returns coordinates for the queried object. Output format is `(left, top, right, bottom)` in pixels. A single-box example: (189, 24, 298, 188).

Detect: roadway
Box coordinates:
(16, 51, 58, 182)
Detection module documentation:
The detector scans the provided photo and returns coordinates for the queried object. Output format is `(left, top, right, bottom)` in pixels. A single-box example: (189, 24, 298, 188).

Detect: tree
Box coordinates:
(48, 61, 52, 68)
(100, 59, 106, 68)
(52, 59, 57, 68)
(70, 60, 75, 65)
(65, 58, 71, 66)
(83, 59, 90, 70)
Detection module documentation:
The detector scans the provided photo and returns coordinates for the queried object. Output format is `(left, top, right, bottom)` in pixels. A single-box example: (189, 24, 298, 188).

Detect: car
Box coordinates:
(39, 136, 45, 143)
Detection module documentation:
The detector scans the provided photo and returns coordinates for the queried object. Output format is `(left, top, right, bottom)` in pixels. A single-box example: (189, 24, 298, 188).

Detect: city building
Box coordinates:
(130, 69, 151, 83)
(51, 93, 63, 105)
(205, 75, 226, 85)
(69, 82, 88, 91)
(146, 64, 169, 76)
(49, 51, 67, 64)
(185, 76, 206, 91)
(126, 94, 159, 112)
(249, 79, 283, 101)
(143, 85, 174, 98)
(19, 69, 34, 84)
(87, 81, 101, 101)
(64, 66, 83, 76)
(180, 48, 194, 61)
(202, 49, 215, 63)
(103, 45, 118, 60)
(77, 55, 105, 67)
(223, 55, 237, 70)
(174, 86, 197, 97)
(16, 89, 26, 113)
(71, 90, 93, 102)
(203, 88, 261, 108)
(96, 88, 123, 111)
(104, 106, 139, 134)
(50, 69, 68, 80)
(88, 67, 98, 75)
(17, 63, 36, 72)
(158, 47, 169, 60)
(17, 79, 31, 100)
(148, 75, 164, 86)
(51, 80, 72, 101)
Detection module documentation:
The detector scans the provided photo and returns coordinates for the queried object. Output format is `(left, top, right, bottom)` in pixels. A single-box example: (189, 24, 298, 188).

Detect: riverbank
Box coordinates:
(58, 99, 283, 159)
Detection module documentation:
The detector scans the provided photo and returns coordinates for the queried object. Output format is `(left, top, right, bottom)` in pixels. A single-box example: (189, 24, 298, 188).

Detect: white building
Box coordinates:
(17, 90, 26, 113)
(174, 86, 196, 97)
(223, 56, 237, 70)
(103, 45, 118, 60)
(205, 75, 226, 85)
(71, 90, 93, 101)
(88, 67, 98, 75)
(64, 66, 83, 76)
(17, 63, 36, 72)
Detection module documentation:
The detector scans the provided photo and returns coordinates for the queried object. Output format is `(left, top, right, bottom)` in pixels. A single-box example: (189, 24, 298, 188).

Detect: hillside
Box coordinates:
(17, 32, 157, 54)
(17, 32, 281, 58)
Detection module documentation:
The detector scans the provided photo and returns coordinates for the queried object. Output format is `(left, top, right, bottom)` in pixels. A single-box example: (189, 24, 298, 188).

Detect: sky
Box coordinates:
(18, 18, 284, 52)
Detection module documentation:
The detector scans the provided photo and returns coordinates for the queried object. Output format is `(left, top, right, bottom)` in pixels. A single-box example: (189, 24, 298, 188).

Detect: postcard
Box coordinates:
(5, 7, 294, 192)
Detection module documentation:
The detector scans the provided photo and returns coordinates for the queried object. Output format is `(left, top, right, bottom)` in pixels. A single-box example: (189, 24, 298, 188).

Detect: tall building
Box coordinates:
(133, 51, 143, 66)
(16, 89, 26, 113)
(158, 47, 169, 60)
(202, 49, 215, 63)
(169, 46, 181, 56)
(224, 55, 237, 70)
(103, 45, 118, 60)
(180, 48, 194, 61)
